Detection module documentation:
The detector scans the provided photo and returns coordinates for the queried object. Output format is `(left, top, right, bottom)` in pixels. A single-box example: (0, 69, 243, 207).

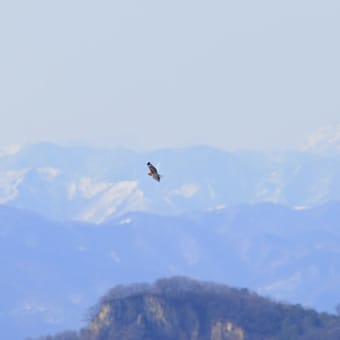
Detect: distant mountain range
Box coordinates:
(0, 142, 340, 223)
(2, 203, 340, 339)
(40, 277, 340, 340)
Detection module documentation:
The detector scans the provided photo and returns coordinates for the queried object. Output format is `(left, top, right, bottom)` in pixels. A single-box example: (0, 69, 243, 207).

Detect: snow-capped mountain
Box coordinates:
(0, 142, 340, 223)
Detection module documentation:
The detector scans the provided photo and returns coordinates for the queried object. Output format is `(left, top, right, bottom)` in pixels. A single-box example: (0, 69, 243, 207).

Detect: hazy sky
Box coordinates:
(0, 0, 339, 151)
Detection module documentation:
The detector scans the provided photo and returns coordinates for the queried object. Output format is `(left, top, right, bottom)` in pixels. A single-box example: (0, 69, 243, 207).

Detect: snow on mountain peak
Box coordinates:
(75, 180, 146, 224)
(0, 144, 22, 157)
(1, 142, 340, 223)
(301, 124, 340, 152)
(172, 183, 200, 198)
(37, 167, 62, 181)
(68, 177, 111, 200)
(0, 169, 30, 203)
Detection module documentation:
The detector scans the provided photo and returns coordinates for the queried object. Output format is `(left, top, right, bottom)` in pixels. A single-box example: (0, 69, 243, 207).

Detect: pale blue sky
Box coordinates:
(0, 0, 339, 150)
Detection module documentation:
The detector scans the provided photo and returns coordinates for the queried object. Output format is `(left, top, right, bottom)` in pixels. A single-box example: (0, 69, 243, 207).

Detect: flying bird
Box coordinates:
(147, 162, 161, 182)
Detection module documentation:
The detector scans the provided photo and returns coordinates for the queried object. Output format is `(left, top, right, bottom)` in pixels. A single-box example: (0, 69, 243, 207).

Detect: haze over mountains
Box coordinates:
(2, 201, 340, 339)
(0, 138, 340, 223)
(1, 138, 340, 339)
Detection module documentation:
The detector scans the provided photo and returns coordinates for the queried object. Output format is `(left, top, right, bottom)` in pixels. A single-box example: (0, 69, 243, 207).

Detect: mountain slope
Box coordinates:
(0, 143, 340, 222)
(42, 277, 340, 340)
(2, 203, 340, 339)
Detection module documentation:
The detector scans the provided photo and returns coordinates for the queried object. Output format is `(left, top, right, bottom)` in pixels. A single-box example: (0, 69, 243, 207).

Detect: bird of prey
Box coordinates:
(147, 162, 161, 182)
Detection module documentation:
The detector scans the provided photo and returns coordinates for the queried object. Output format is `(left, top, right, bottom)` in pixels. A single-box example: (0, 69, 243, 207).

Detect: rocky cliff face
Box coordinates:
(42, 277, 340, 340)
(87, 294, 244, 340)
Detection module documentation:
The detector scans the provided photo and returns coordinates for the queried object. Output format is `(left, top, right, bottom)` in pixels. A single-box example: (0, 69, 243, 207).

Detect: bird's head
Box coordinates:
(147, 162, 151, 166)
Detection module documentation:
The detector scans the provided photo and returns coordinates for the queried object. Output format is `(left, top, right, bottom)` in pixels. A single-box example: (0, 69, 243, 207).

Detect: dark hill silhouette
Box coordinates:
(40, 277, 340, 340)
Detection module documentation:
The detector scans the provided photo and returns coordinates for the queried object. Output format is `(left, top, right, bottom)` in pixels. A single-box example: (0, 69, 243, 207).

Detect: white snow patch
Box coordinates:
(37, 167, 61, 181)
(68, 177, 112, 200)
(76, 181, 146, 223)
(0, 169, 30, 203)
(0, 144, 21, 157)
(173, 183, 199, 198)
(79, 177, 111, 199)
(301, 124, 340, 152)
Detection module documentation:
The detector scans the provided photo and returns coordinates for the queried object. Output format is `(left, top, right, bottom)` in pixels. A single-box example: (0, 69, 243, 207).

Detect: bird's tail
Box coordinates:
(153, 173, 161, 182)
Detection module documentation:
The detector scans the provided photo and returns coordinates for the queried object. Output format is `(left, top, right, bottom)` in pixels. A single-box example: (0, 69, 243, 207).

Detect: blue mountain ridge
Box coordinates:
(1, 202, 340, 339)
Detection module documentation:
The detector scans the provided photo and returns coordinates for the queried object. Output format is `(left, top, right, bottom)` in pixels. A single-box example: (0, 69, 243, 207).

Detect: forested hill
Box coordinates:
(40, 277, 340, 340)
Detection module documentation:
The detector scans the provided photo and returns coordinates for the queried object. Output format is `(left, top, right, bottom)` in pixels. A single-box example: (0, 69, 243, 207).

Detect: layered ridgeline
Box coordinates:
(0, 142, 340, 223)
(2, 203, 340, 339)
(40, 277, 340, 340)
